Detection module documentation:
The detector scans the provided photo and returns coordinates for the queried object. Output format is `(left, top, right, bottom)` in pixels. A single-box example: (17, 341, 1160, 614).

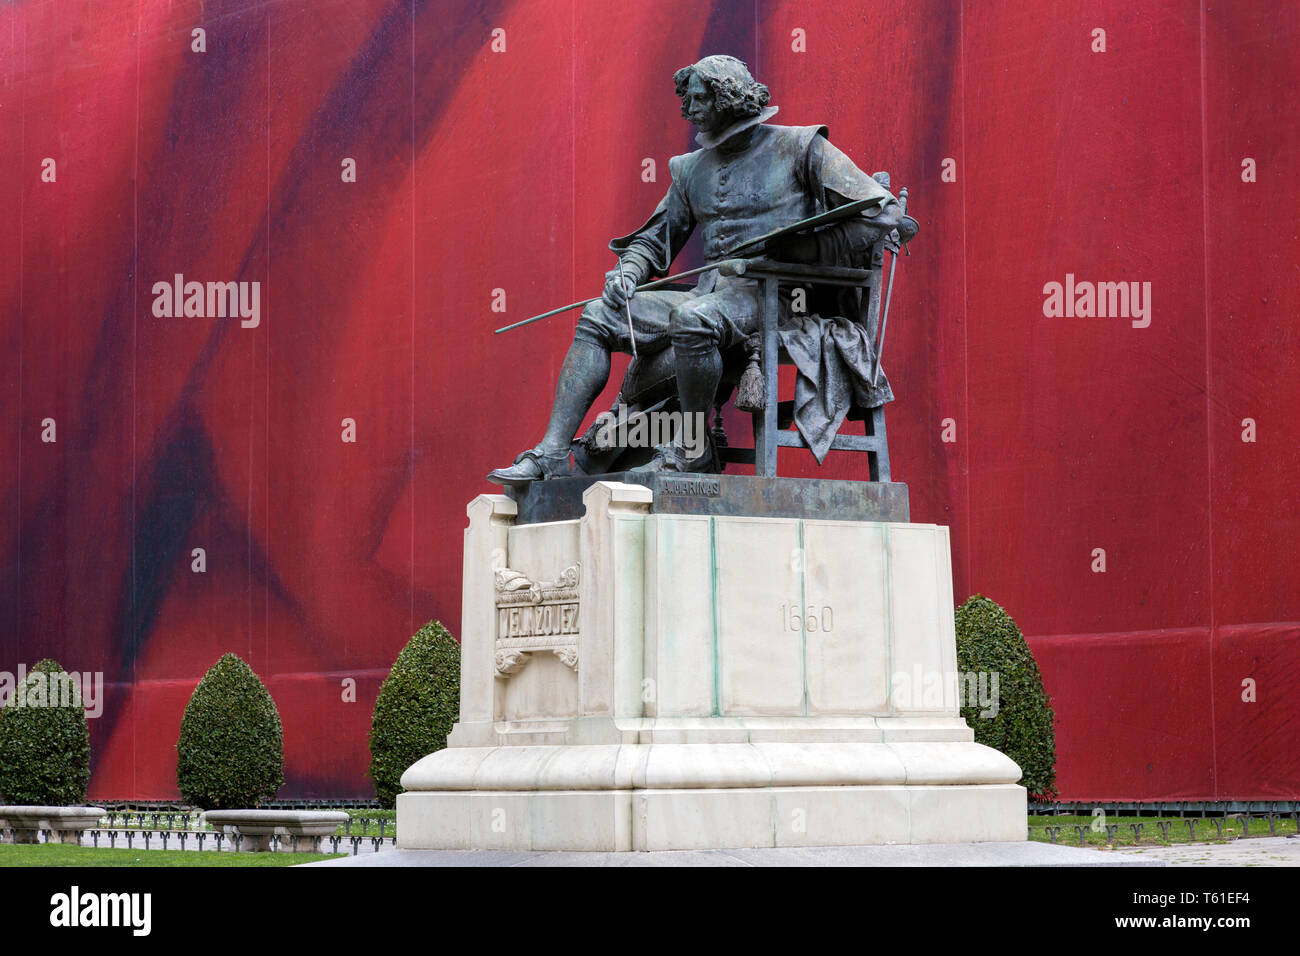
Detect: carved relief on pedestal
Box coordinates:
(493, 564, 580, 677)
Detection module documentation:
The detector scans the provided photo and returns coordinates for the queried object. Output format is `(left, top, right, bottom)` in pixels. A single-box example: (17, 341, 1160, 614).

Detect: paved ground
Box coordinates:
(302, 841, 1158, 867)
(43, 830, 1300, 866)
(1113, 835, 1300, 867)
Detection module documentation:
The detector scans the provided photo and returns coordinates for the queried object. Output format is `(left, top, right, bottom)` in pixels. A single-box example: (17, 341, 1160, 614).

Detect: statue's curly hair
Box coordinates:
(673, 56, 770, 120)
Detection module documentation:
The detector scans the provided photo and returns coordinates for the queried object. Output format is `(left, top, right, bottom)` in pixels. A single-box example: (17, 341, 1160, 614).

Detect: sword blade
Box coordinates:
(494, 262, 725, 334)
(872, 249, 898, 388)
(722, 196, 886, 257)
(496, 200, 887, 334)
(617, 260, 637, 358)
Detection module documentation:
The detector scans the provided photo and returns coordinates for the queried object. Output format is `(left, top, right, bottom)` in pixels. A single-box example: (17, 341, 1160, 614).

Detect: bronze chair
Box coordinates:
(572, 174, 908, 483)
(718, 173, 907, 481)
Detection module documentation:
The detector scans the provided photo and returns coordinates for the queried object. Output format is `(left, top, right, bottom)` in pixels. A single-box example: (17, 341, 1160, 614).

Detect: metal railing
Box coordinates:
(3, 825, 396, 856)
(1030, 800, 1300, 846)
(2, 808, 400, 856)
(1030, 799, 1300, 818)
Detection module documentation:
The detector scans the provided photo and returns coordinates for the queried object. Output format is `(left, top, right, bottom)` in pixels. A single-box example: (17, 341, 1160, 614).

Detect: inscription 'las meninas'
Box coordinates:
(659, 476, 721, 497)
(493, 565, 580, 676)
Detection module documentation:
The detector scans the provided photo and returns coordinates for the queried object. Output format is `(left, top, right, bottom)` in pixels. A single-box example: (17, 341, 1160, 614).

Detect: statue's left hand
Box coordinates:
(601, 266, 639, 310)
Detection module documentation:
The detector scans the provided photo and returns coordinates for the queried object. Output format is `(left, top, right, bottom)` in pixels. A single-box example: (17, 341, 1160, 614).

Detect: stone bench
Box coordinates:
(0, 806, 106, 844)
(201, 810, 349, 852)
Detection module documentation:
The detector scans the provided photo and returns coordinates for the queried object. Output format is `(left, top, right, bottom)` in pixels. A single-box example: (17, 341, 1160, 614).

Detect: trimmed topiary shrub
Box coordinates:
(176, 653, 284, 809)
(0, 659, 91, 805)
(369, 620, 460, 808)
(955, 595, 1057, 800)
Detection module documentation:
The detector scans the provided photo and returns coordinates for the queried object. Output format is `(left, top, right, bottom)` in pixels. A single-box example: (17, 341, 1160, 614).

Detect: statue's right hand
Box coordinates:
(601, 267, 638, 310)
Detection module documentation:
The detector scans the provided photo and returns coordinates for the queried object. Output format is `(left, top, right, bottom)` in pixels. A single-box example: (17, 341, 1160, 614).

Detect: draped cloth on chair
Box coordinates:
(777, 222, 897, 463)
(779, 314, 893, 463)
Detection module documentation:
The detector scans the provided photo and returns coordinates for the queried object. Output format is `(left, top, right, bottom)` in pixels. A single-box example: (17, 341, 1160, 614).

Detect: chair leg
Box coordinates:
(871, 405, 890, 482)
(759, 277, 780, 477)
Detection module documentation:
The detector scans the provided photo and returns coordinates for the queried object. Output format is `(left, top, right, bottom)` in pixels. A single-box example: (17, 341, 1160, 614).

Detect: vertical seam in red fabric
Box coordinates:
(572, 1, 577, 345)
(266, 11, 273, 673)
(1199, 0, 1219, 802)
(15, 3, 24, 670)
(256, 9, 266, 674)
(411, 0, 417, 639)
(959, 0, 972, 592)
(131, 0, 142, 798)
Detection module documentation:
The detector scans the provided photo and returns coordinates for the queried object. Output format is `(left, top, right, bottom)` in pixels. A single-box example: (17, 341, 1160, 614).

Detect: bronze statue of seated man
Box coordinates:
(489, 54, 914, 487)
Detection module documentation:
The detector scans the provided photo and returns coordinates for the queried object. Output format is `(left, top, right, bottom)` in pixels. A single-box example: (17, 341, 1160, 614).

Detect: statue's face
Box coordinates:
(682, 74, 728, 134)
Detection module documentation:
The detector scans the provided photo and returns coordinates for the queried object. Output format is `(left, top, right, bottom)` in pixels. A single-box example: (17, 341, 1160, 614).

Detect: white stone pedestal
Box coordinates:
(398, 481, 1025, 851)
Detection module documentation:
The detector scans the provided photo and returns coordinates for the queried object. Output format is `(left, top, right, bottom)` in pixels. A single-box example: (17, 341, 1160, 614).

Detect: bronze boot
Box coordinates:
(487, 446, 571, 487)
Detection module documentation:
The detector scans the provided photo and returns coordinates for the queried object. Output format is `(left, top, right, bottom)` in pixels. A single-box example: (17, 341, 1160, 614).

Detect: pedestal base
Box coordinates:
(398, 784, 1025, 852)
(398, 484, 1026, 852)
(399, 737, 1026, 851)
(506, 473, 909, 525)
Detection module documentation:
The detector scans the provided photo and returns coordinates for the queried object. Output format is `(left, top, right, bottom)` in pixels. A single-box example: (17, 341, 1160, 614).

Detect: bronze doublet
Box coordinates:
(670, 124, 824, 260)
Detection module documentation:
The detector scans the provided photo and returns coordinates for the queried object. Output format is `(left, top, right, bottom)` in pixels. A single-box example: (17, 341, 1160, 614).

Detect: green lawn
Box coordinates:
(0, 844, 341, 867)
(1029, 813, 1298, 848)
(343, 808, 396, 837)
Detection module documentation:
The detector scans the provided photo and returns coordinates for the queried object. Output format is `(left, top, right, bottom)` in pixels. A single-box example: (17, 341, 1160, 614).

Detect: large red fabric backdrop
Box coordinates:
(0, 0, 1296, 801)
